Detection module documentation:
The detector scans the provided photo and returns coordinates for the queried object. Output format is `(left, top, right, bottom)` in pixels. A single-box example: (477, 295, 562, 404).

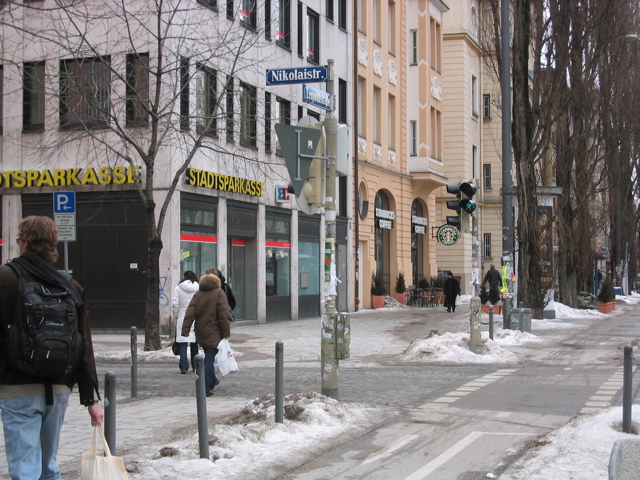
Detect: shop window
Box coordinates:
(60, 56, 111, 129)
(195, 64, 217, 136)
(226, 76, 234, 142)
(338, 0, 347, 30)
(126, 53, 149, 127)
(338, 77, 347, 124)
(264, 0, 271, 40)
(240, 82, 257, 148)
(299, 241, 320, 295)
(180, 197, 217, 276)
(266, 243, 290, 297)
(180, 58, 190, 131)
(484, 233, 492, 258)
(276, 0, 291, 48)
(0, 65, 3, 135)
(240, 0, 257, 30)
(23, 61, 45, 132)
(307, 8, 320, 64)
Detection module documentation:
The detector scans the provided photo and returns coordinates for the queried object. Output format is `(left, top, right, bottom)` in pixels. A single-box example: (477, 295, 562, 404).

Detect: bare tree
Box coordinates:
(1, 0, 281, 349)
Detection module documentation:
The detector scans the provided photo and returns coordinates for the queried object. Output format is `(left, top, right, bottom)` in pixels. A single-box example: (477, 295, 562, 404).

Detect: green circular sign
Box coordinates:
(437, 225, 460, 245)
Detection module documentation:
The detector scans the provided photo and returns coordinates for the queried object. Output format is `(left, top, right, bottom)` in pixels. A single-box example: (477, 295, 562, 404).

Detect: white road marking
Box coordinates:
(403, 431, 532, 480)
(362, 434, 420, 465)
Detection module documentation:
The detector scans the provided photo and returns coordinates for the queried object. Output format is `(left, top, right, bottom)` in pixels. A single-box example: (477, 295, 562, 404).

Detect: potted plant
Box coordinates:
(488, 285, 503, 314)
(479, 285, 490, 313)
(597, 277, 615, 313)
(432, 275, 445, 304)
(394, 272, 407, 305)
(371, 271, 387, 309)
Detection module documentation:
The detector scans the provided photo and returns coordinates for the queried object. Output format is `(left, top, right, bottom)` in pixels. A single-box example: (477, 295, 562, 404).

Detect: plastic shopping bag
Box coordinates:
(81, 425, 129, 480)
(216, 338, 239, 376)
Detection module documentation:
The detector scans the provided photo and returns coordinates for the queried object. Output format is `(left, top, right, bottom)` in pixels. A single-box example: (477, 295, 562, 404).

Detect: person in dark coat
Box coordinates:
(483, 264, 502, 289)
(443, 271, 461, 313)
(0, 216, 102, 479)
(182, 274, 231, 397)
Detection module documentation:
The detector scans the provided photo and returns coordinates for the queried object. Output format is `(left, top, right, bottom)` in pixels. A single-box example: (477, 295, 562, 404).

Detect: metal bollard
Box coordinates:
(104, 371, 116, 454)
(623, 345, 633, 433)
(275, 341, 284, 424)
(489, 304, 494, 340)
(194, 354, 209, 459)
(130, 326, 138, 398)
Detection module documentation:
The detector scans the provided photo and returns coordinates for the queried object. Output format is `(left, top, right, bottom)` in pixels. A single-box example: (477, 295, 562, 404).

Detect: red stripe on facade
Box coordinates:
(265, 241, 291, 248)
(180, 234, 218, 243)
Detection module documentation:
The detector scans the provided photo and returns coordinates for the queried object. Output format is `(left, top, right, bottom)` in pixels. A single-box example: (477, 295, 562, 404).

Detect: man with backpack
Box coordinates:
(0, 216, 103, 479)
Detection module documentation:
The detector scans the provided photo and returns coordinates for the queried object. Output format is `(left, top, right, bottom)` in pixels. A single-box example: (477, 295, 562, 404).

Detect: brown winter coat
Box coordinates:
(182, 274, 231, 348)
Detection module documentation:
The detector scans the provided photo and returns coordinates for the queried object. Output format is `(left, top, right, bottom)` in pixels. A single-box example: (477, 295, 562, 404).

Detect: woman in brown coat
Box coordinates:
(182, 274, 231, 396)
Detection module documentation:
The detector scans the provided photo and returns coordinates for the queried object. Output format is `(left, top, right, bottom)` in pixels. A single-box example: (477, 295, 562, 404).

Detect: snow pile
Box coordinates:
(501, 405, 640, 480)
(126, 392, 386, 480)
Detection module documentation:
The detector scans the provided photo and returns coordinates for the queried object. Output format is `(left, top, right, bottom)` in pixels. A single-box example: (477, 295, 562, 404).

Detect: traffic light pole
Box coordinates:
(501, 0, 515, 322)
(321, 59, 339, 399)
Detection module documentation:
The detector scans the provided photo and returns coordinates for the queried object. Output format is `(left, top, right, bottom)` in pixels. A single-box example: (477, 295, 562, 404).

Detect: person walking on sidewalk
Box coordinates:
(0, 216, 103, 479)
(182, 273, 231, 397)
(207, 267, 236, 319)
(443, 271, 461, 313)
(172, 270, 200, 374)
(482, 264, 502, 290)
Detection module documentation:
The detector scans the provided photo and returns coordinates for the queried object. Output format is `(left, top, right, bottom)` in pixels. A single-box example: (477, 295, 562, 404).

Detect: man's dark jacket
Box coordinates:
(0, 251, 100, 406)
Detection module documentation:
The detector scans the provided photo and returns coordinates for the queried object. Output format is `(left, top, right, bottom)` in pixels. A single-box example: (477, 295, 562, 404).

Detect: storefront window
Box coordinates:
(266, 242, 290, 296)
(299, 241, 320, 295)
(180, 233, 217, 276)
(180, 194, 217, 276)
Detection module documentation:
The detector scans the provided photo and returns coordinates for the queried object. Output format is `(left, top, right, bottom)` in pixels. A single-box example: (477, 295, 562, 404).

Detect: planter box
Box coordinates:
(598, 303, 612, 314)
(394, 293, 407, 305)
(481, 304, 503, 314)
(610, 301, 616, 311)
(372, 295, 386, 309)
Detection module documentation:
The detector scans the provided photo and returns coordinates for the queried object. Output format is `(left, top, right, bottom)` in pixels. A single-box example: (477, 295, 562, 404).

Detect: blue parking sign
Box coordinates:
(53, 192, 76, 214)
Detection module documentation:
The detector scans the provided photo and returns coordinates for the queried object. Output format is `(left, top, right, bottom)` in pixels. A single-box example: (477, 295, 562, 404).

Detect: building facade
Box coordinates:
(0, 0, 353, 329)
(354, 0, 449, 308)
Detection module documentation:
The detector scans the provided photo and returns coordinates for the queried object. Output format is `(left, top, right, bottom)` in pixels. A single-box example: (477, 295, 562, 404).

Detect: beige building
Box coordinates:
(354, 0, 449, 308)
(436, 0, 505, 294)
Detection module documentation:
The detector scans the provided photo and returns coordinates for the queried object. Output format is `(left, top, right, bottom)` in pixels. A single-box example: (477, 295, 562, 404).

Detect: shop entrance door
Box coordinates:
(229, 239, 246, 320)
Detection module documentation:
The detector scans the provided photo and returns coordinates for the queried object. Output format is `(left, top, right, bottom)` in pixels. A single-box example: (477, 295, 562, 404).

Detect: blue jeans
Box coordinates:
(179, 342, 198, 372)
(203, 347, 219, 394)
(0, 393, 69, 480)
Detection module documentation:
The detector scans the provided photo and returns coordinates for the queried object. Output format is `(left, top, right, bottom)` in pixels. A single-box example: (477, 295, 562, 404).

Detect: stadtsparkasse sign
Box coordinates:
(266, 66, 327, 86)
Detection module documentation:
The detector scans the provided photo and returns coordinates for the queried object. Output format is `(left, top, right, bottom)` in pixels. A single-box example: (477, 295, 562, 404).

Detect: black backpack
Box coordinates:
(5, 261, 84, 382)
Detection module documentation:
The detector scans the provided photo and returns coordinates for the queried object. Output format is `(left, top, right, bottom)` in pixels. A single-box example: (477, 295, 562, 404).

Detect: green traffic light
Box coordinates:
(460, 199, 476, 213)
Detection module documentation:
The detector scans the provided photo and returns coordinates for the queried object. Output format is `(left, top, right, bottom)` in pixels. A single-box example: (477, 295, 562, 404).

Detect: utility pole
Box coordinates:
(501, 0, 515, 325)
(321, 59, 340, 399)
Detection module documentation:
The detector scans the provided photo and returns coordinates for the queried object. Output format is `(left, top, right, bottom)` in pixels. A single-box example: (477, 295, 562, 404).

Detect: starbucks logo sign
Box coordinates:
(437, 225, 460, 246)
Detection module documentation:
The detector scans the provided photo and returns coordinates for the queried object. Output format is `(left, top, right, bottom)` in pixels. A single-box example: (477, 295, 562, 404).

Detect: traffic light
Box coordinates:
(459, 181, 477, 214)
(445, 183, 462, 230)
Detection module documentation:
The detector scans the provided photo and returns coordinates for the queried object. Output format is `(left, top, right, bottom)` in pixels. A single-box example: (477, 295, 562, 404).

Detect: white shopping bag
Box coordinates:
(216, 338, 239, 376)
(81, 425, 129, 480)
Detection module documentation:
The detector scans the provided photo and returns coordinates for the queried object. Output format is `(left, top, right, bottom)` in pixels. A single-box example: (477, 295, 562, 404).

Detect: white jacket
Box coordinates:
(172, 280, 199, 343)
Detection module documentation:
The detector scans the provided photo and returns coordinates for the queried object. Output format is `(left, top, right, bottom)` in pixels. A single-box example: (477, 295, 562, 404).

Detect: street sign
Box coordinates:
(53, 192, 76, 241)
(53, 191, 75, 214)
(275, 123, 322, 196)
(266, 66, 327, 86)
(302, 84, 332, 110)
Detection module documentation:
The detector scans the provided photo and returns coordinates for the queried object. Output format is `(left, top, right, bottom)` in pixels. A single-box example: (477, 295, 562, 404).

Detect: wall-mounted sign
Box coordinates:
(0, 166, 142, 188)
(302, 84, 332, 110)
(185, 168, 265, 197)
(376, 208, 395, 230)
(437, 225, 459, 246)
(412, 215, 428, 234)
(266, 66, 328, 86)
(276, 187, 291, 201)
